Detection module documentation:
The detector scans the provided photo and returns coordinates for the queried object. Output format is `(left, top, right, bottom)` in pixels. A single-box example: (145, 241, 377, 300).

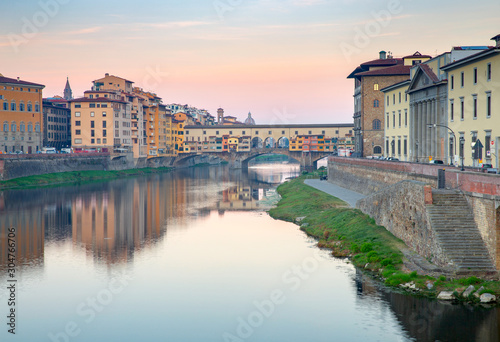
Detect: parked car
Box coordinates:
(61, 148, 72, 154)
(386, 157, 399, 161)
(481, 163, 493, 169)
(429, 160, 444, 164)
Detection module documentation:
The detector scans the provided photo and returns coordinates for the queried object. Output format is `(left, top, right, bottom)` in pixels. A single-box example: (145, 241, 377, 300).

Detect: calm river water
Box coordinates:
(0, 164, 499, 342)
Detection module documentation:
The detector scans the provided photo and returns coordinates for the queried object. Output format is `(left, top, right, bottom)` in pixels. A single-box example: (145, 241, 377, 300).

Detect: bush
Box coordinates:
(410, 271, 418, 278)
(360, 243, 373, 253)
(381, 258, 392, 266)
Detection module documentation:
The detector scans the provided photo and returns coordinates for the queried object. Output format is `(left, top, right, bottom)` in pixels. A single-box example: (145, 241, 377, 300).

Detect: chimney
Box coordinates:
(379, 51, 387, 60)
(492, 34, 500, 48)
(17, 77, 20, 82)
(105, 73, 109, 77)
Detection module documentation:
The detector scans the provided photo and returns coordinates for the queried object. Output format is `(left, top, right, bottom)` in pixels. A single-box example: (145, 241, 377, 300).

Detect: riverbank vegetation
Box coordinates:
(269, 176, 500, 304)
(0, 167, 173, 190)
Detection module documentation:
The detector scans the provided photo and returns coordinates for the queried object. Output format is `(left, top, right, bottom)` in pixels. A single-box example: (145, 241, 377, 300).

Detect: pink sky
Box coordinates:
(1, 0, 499, 124)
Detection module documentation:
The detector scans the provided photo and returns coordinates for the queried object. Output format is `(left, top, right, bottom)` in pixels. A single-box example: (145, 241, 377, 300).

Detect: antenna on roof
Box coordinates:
(387, 51, 393, 59)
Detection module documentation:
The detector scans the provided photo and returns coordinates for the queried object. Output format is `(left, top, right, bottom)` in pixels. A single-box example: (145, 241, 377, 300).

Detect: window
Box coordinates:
(373, 146, 382, 154)
(242, 131, 246, 134)
(473, 95, 477, 119)
(91, 111, 95, 117)
(216, 131, 219, 135)
(19, 102, 24, 111)
(103, 129, 107, 137)
(2, 102, 7, 110)
(386, 113, 389, 128)
(487, 63, 492, 81)
(399, 92, 401, 103)
(3, 122, 8, 132)
(103, 138, 107, 144)
(10, 123, 16, 132)
(103, 121, 106, 128)
(255, 131, 258, 135)
(372, 119, 381, 130)
(35, 103, 40, 112)
(392, 112, 395, 128)
(486, 92, 491, 118)
(11, 102, 16, 111)
(386, 96, 389, 105)
(28, 123, 33, 132)
(374, 84, 379, 90)
(473, 68, 477, 84)
(27, 102, 32, 111)
(393, 94, 395, 105)
(74, 138, 82, 144)
(398, 110, 401, 127)
(91, 121, 95, 128)
(269, 130, 272, 135)
(451, 75, 454, 90)
(75, 121, 81, 126)
(460, 98, 464, 120)
(373, 99, 379, 107)
(405, 93, 408, 102)
(75, 130, 81, 135)
(74, 103, 81, 108)
(20, 123, 25, 132)
(308, 131, 312, 134)
(404, 139, 407, 155)
(75, 112, 81, 117)
(404, 109, 408, 127)
(450, 100, 454, 121)
(89, 103, 96, 108)
(461, 72, 464, 87)
(35, 123, 40, 132)
(102, 111, 106, 117)
(398, 139, 401, 155)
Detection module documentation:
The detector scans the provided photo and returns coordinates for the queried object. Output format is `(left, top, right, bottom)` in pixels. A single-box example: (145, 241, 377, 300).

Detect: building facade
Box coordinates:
(42, 99, 71, 149)
(442, 35, 500, 167)
(348, 51, 430, 157)
(382, 80, 411, 160)
(0, 75, 44, 153)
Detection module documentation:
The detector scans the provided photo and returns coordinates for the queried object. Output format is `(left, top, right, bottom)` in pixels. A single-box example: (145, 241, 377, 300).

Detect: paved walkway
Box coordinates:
(304, 179, 366, 208)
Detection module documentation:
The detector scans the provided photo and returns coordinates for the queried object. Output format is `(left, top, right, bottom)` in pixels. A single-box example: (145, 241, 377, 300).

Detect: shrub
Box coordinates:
(381, 258, 392, 266)
(350, 243, 360, 253)
(360, 243, 373, 253)
(458, 276, 481, 286)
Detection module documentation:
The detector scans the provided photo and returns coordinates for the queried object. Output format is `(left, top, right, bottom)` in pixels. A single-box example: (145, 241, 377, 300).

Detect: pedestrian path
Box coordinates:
(304, 179, 366, 208)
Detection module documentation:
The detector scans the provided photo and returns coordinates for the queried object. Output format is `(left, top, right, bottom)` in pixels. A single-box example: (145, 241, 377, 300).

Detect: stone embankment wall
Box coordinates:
(0, 154, 176, 180)
(328, 157, 500, 269)
(357, 181, 447, 267)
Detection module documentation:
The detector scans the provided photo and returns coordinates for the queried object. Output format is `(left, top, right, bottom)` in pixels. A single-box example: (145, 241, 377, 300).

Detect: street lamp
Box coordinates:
(415, 140, 419, 163)
(427, 124, 457, 166)
(459, 136, 465, 171)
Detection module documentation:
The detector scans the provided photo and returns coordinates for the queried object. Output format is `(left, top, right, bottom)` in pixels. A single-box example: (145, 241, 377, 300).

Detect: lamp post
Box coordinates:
(415, 140, 419, 163)
(459, 136, 465, 171)
(427, 124, 457, 166)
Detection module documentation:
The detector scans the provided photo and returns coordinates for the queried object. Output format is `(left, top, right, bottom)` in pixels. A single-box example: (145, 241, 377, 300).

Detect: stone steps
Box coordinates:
(426, 190, 496, 273)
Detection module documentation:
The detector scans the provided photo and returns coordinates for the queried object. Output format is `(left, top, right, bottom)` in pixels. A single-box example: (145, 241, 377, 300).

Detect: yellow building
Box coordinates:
(442, 35, 500, 167)
(382, 80, 410, 160)
(0, 75, 44, 153)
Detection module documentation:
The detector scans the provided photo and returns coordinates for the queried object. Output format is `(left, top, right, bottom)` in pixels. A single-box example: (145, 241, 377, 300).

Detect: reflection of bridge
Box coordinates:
(175, 148, 331, 169)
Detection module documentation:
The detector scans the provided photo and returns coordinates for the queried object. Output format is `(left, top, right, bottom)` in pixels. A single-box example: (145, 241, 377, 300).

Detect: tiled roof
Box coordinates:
(403, 51, 432, 59)
(69, 97, 127, 104)
(419, 64, 440, 83)
(0, 76, 44, 87)
(354, 64, 411, 77)
(360, 58, 402, 67)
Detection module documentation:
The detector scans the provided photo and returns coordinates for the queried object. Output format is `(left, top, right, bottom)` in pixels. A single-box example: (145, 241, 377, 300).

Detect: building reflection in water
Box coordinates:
(353, 269, 500, 342)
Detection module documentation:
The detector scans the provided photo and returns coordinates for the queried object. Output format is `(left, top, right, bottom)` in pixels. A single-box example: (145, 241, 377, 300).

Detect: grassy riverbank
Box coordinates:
(269, 176, 500, 303)
(0, 167, 173, 190)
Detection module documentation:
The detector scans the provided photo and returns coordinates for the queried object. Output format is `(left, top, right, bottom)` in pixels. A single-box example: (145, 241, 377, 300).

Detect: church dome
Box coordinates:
(244, 112, 255, 125)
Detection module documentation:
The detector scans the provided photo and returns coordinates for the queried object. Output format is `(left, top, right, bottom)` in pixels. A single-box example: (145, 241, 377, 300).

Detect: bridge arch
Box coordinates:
(241, 150, 300, 168)
(251, 137, 263, 149)
(264, 137, 276, 149)
(277, 137, 289, 149)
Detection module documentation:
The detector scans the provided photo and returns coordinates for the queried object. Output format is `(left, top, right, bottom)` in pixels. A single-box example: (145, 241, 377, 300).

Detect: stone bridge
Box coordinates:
(174, 149, 332, 169)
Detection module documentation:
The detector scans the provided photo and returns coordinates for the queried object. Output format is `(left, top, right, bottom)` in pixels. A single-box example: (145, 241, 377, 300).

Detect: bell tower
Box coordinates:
(217, 108, 224, 124)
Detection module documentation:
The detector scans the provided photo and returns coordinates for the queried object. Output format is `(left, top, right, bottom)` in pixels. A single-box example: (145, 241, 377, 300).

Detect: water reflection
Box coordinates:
(0, 164, 499, 342)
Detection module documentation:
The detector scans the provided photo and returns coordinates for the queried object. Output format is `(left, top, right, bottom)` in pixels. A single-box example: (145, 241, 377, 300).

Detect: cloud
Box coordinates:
(66, 27, 103, 35)
(291, 0, 327, 6)
(141, 21, 213, 29)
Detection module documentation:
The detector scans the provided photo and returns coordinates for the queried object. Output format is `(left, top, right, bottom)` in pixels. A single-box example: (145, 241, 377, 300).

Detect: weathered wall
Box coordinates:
(0, 154, 176, 180)
(328, 156, 500, 269)
(357, 180, 448, 267)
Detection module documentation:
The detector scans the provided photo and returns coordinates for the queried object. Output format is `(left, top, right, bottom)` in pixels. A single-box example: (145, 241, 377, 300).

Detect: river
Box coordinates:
(0, 164, 499, 342)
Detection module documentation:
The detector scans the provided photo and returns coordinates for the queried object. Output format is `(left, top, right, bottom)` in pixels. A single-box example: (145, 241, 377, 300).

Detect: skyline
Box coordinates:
(1, 0, 499, 124)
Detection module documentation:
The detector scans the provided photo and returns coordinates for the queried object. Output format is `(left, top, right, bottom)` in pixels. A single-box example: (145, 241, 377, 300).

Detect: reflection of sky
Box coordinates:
(1, 166, 496, 341)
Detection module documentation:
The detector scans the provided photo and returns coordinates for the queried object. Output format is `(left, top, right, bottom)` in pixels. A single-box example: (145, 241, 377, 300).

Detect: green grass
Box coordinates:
(269, 176, 406, 274)
(0, 167, 173, 190)
(269, 177, 500, 302)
